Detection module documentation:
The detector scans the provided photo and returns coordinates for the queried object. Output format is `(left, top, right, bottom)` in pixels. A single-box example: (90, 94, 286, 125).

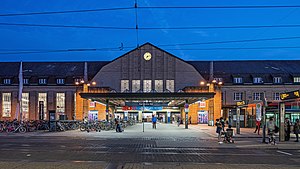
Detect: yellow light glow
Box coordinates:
(92, 81, 96, 85)
(218, 81, 223, 85)
(206, 83, 210, 86)
(212, 79, 217, 83)
(87, 83, 91, 86)
(200, 81, 205, 85)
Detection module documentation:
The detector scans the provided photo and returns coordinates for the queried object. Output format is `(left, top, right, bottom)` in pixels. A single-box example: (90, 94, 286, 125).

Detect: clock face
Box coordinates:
(143, 52, 152, 61)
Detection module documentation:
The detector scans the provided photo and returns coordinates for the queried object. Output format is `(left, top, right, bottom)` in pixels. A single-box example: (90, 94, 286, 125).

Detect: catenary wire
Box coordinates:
(2, 22, 300, 30)
(1, 5, 300, 17)
(2, 46, 300, 55)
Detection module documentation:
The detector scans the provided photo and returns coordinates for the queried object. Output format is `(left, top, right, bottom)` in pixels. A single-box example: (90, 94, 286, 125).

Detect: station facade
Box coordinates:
(0, 43, 300, 126)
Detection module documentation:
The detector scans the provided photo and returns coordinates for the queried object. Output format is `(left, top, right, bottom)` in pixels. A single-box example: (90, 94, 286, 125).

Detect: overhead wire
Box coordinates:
(1, 5, 300, 17)
(1, 22, 300, 30)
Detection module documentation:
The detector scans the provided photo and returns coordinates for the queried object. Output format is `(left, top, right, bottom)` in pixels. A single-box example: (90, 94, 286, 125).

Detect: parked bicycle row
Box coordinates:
(0, 118, 137, 133)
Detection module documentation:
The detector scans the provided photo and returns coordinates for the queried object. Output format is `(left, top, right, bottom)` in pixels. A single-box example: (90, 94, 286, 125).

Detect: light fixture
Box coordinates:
(218, 81, 223, 85)
(212, 79, 217, 83)
(92, 81, 96, 85)
(75, 81, 79, 85)
(80, 80, 85, 83)
(200, 81, 205, 85)
(87, 83, 91, 86)
(206, 83, 210, 86)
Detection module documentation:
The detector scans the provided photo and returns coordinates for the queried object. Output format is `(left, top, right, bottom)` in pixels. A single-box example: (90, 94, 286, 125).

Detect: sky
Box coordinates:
(0, 0, 300, 61)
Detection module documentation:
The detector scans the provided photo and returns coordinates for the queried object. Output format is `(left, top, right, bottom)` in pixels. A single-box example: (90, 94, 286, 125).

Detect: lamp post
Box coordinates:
(75, 80, 96, 120)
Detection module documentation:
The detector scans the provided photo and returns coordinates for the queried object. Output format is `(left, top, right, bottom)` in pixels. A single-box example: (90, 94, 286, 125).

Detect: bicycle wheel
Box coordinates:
(18, 127, 26, 133)
(80, 125, 86, 131)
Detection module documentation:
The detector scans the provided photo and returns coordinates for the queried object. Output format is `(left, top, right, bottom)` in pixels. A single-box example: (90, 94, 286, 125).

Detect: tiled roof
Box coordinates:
(188, 60, 300, 83)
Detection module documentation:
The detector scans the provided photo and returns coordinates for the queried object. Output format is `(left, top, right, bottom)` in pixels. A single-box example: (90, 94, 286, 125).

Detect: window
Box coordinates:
(56, 78, 65, 85)
(253, 77, 263, 84)
(22, 93, 29, 120)
(234, 93, 243, 101)
(39, 78, 47, 84)
(253, 92, 262, 101)
(2, 93, 11, 117)
(56, 93, 65, 115)
(166, 80, 175, 92)
(38, 93, 47, 120)
(3, 78, 11, 84)
(155, 80, 163, 92)
(143, 80, 152, 92)
(233, 77, 243, 84)
(121, 80, 129, 92)
(23, 79, 29, 85)
(273, 92, 280, 101)
(294, 77, 300, 83)
(214, 78, 223, 82)
(132, 80, 140, 93)
(273, 77, 282, 84)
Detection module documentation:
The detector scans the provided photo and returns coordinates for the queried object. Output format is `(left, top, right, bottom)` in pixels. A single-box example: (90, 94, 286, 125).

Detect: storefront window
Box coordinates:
(155, 80, 163, 92)
(38, 93, 47, 120)
(132, 80, 140, 92)
(2, 93, 11, 117)
(121, 80, 129, 92)
(56, 93, 65, 114)
(143, 80, 152, 92)
(22, 93, 29, 120)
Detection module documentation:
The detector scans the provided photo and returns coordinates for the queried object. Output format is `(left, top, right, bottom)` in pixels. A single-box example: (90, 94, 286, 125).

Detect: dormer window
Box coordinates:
(39, 78, 47, 85)
(253, 77, 263, 84)
(233, 77, 243, 84)
(56, 79, 65, 85)
(23, 78, 29, 85)
(3, 78, 11, 84)
(294, 77, 300, 83)
(273, 77, 282, 84)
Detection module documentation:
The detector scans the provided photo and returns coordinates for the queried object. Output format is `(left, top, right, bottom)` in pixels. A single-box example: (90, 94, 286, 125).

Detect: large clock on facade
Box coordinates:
(143, 52, 152, 61)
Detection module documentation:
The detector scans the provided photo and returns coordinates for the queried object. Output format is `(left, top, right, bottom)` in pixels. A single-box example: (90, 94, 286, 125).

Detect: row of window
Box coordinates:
(1, 78, 65, 85)
(121, 80, 175, 92)
(233, 77, 300, 84)
(233, 92, 281, 101)
(2, 92, 65, 119)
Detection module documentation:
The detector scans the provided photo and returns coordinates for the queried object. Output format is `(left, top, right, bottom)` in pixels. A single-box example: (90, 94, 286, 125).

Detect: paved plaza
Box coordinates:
(0, 123, 299, 169)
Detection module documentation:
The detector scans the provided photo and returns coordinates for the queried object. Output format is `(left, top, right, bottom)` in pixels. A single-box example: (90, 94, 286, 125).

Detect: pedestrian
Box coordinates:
(293, 119, 300, 142)
(189, 116, 192, 124)
(152, 115, 157, 129)
(215, 119, 222, 144)
(254, 120, 261, 135)
(115, 116, 121, 132)
(220, 117, 225, 131)
(267, 117, 277, 145)
(177, 116, 181, 127)
(284, 118, 291, 141)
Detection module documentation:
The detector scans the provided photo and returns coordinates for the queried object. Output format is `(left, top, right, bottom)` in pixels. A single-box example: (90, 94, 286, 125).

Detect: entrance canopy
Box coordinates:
(80, 92, 215, 107)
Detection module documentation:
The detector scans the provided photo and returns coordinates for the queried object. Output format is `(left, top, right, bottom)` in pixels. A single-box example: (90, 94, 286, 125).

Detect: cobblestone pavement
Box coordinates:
(0, 123, 299, 169)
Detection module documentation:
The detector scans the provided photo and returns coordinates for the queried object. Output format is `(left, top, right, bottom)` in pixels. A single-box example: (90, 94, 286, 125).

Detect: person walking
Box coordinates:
(220, 117, 225, 131)
(215, 119, 222, 144)
(294, 119, 300, 142)
(152, 115, 157, 129)
(284, 118, 291, 141)
(267, 117, 276, 145)
(254, 120, 261, 135)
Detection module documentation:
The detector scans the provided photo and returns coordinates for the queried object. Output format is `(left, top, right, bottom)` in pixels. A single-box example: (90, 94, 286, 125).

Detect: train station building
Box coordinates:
(0, 43, 300, 126)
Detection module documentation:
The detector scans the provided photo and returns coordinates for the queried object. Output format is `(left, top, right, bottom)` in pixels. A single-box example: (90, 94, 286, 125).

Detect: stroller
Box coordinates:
(222, 128, 234, 143)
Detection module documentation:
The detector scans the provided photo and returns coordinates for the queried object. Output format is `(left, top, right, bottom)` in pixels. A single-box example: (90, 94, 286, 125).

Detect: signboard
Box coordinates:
(199, 101, 206, 108)
(280, 90, 300, 100)
(125, 102, 168, 107)
(236, 100, 247, 107)
(256, 103, 262, 121)
(122, 106, 163, 111)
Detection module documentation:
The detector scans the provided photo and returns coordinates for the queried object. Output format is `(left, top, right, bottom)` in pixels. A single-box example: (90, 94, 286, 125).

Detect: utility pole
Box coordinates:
(236, 107, 240, 134)
(262, 95, 267, 143)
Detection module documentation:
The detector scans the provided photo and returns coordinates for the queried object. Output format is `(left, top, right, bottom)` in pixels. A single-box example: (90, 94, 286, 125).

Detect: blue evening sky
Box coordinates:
(0, 0, 300, 61)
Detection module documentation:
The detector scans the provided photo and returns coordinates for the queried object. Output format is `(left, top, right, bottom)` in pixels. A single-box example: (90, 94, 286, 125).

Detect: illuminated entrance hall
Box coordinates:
(74, 43, 223, 126)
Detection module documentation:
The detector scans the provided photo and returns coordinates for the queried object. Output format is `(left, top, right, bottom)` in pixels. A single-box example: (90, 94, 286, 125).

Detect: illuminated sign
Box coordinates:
(236, 100, 247, 106)
(280, 90, 300, 100)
